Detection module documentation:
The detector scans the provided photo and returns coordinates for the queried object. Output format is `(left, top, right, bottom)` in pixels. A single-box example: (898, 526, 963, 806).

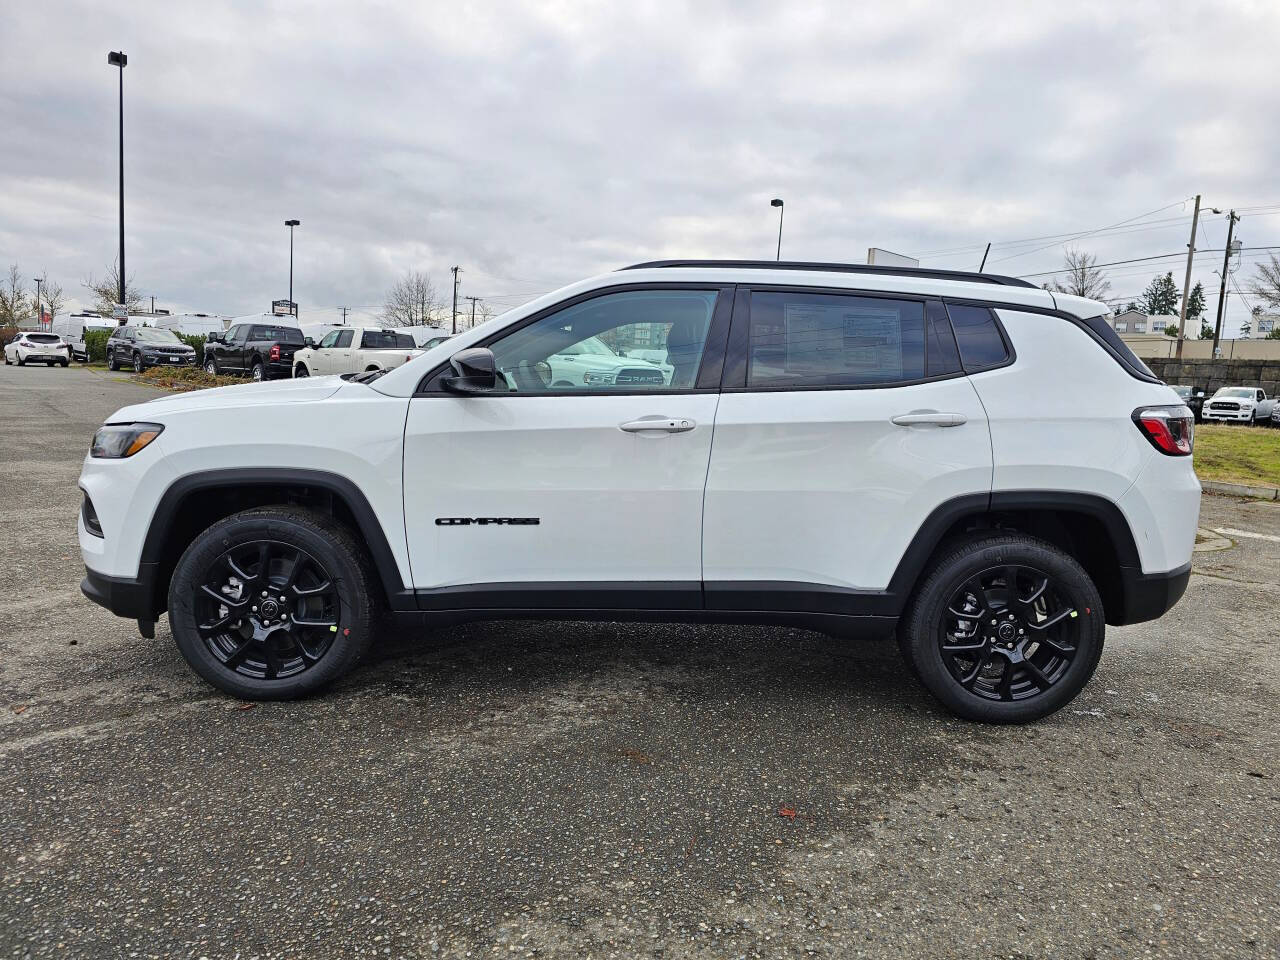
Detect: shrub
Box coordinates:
(176, 332, 207, 364)
(83, 329, 111, 363)
(138, 366, 242, 392)
(0, 325, 18, 346)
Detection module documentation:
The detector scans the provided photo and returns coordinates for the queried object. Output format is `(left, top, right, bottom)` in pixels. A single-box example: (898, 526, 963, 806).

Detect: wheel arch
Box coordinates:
(140, 468, 414, 618)
(889, 491, 1143, 626)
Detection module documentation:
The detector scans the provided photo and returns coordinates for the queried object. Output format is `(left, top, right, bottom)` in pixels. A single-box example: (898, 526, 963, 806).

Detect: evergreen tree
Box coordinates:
(1137, 272, 1181, 315)
(1185, 282, 1206, 321)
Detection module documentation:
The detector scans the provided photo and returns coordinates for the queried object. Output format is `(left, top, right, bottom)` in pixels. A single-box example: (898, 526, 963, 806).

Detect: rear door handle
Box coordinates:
(891, 412, 967, 427)
(620, 416, 696, 434)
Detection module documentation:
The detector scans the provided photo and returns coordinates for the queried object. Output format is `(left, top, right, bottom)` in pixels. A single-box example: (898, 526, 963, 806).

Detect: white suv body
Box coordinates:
(1201, 386, 1275, 424)
(78, 261, 1199, 722)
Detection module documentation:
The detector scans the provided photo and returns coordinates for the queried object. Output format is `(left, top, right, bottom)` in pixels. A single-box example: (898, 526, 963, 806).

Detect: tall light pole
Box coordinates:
(285, 219, 300, 310)
(1211, 210, 1240, 358)
(34, 276, 44, 328)
(771, 198, 784, 260)
(1175, 198, 1221, 361)
(107, 51, 127, 314)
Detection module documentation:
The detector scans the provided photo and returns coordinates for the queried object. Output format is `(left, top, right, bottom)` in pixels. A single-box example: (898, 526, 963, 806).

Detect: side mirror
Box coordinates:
(207, 333, 222, 343)
(304, 336, 315, 348)
(442, 347, 498, 394)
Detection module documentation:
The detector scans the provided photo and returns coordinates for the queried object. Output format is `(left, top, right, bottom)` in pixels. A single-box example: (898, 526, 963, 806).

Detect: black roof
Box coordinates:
(619, 259, 1037, 289)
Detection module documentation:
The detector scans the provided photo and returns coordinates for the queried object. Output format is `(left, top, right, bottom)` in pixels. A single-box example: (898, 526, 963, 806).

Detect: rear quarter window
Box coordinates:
(945, 304, 1009, 371)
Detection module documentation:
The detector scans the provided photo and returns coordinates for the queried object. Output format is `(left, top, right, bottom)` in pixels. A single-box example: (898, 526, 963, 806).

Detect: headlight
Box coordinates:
(91, 422, 164, 458)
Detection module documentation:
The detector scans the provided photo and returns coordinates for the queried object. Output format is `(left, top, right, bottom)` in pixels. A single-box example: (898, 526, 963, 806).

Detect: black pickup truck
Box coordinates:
(203, 322, 305, 381)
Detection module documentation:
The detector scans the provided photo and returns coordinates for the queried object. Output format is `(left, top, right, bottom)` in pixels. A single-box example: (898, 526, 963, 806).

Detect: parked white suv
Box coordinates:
(1201, 386, 1275, 424)
(77, 261, 1199, 722)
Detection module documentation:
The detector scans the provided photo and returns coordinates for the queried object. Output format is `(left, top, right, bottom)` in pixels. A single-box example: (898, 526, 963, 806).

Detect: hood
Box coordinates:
(107, 376, 345, 421)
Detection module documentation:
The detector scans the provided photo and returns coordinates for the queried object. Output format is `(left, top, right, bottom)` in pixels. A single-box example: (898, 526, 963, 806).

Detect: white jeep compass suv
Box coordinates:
(78, 261, 1199, 723)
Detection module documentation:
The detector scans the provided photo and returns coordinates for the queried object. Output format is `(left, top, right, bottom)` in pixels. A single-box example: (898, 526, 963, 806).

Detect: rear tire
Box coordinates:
(167, 506, 376, 700)
(898, 533, 1105, 724)
(16, 354, 25, 366)
(60, 359, 69, 368)
(251, 360, 265, 382)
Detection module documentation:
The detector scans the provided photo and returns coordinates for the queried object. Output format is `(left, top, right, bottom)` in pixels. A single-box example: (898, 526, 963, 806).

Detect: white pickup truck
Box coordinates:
(291, 327, 424, 378)
(1201, 386, 1277, 424)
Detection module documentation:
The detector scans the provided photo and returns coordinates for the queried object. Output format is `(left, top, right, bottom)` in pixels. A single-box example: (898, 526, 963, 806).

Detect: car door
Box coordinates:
(402, 285, 733, 608)
(702, 289, 993, 615)
(330, 329, 356, 373)
(310, 329, 341, 374)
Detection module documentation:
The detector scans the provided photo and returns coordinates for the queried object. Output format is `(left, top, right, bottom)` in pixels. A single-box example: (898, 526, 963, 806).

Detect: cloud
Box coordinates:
(2, 0, 1278, 333)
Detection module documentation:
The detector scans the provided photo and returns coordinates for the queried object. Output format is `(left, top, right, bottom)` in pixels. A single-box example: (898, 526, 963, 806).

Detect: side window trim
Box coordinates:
(414, 283, 735, 396)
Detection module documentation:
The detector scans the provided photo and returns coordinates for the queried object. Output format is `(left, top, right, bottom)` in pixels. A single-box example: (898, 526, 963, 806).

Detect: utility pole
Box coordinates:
(107, 51, 128, 312)
(1211, 210, 1240, 359)
(339, 306, 349, 324)
(150, 295, 155, 315)
(1175, 195, 1201, 361)
(465, 295, 480, 330)
(450, 265, 461, 333)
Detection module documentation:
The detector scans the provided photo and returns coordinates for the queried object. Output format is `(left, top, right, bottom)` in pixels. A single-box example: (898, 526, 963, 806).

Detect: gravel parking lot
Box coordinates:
(2, 362, 1278, 959)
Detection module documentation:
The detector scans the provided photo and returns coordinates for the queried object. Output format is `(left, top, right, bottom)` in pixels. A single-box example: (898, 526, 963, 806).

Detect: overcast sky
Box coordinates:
(3, 0, 1279, 334)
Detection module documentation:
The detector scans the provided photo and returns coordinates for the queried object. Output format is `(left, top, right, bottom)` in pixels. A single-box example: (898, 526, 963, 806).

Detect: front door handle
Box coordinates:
(619, 416, 696, 434)
(891, 411, 967, 427)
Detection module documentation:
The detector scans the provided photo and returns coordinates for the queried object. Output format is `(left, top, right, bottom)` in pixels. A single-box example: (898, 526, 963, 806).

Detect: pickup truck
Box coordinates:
(1201, 386, 1277, 424)
(291, 327, 423, 378)
(203, 322, 305, 381)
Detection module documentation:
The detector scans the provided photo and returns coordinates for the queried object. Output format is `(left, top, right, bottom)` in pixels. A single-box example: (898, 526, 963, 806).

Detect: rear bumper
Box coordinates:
(266, 360, 295, 379)
(1116, 562, 1191, 625)
(81, 564, 160, 620)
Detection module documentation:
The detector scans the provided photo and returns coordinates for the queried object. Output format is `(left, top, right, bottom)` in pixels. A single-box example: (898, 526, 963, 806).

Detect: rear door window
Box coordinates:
(745, 291, 925, 387)
(945, 304, 1010, 372)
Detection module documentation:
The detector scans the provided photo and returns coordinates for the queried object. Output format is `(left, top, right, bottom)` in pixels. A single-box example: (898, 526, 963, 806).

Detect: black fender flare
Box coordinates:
(140, 468, 415, 611)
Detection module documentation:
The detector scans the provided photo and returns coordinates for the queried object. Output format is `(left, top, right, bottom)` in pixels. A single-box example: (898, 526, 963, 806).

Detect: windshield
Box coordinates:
(136, 328, 183, 344)
(1216, 387, 1254, 399)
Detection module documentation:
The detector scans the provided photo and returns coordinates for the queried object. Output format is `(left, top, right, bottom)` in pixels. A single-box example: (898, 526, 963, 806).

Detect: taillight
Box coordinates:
(1132, 404, 1194, 456)
(270, 344, 281, 361)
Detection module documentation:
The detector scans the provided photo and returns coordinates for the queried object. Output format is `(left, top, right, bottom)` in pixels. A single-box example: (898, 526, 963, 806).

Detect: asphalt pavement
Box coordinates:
(1, 361, 1277, 959)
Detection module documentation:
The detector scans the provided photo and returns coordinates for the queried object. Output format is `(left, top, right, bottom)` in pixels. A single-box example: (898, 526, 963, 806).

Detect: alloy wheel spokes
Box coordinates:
(939, 562, 1081, 702)
(194, 539, 341, 680)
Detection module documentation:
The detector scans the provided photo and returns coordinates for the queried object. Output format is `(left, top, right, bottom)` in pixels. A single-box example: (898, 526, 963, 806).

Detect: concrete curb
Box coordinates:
(1201, 480, 1280, 501)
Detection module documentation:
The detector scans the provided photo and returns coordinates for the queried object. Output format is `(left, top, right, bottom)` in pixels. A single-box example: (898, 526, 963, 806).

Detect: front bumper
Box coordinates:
(1116, 562, 1192, 625)
(81, 564, 161, 620)
(141, 354, 197, 368)
(1203, 408, 1253, 422)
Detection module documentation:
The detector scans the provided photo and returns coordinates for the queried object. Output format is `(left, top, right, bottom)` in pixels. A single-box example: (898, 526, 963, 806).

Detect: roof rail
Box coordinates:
(618, 259, 1038, 289)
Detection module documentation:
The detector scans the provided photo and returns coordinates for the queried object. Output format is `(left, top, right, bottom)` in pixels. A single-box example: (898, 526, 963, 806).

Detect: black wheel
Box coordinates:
(107, 350, 118, 371)
(294, 364, 309, 378)
(250, 360, 265, 382)
(16, 354, 25, 366)
(133, 352, 144, 373)
(204, 357, 218, 375)
(899, 534, 1105, 724)
(60, 359, 69, 368)
(168, 507, 376, 699)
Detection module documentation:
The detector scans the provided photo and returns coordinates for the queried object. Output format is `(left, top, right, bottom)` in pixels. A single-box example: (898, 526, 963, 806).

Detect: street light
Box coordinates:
(771, 198, 784, 261)
(284, 219, 300, 309)
(107, 51, 127, 316)
(34, 276, 43, 328)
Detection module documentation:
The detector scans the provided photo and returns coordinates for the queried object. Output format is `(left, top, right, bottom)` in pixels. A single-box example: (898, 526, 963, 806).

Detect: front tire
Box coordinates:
(294, 364, 309, 378)
(133, 352, 144, 373)
(167, 506, 376, 700)
(204, 357, 218, 375)
(899, 533, 1105, 724)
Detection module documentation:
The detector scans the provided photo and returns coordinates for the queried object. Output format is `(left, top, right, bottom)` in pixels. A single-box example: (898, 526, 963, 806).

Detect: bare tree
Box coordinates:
(382, 270, 443, 327)
(83, 258, 144, 315)
(1, 264, 28, 325)
(1248, 253, 1280, 309)
(1049, 247, 1111, 300)
(43, 280, 67, 325)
